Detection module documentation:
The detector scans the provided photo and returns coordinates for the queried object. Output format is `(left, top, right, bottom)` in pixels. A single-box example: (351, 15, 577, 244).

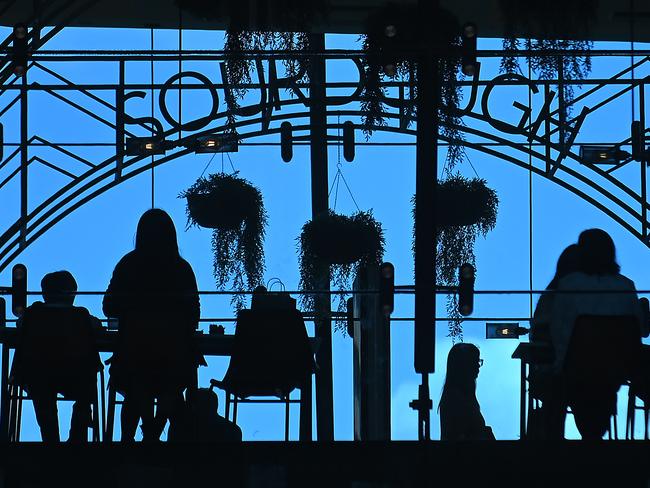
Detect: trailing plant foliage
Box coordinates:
(412, 175, 498, 340)
(498, 0, 596, 132)
(360, 5, 466, 172)
(299, 210, 385, 332)
(180, 172, 267, 309)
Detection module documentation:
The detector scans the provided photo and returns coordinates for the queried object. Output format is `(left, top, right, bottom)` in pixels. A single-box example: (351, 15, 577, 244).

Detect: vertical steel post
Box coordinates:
(308, 32, 334, 441)
(0, 297, 7, 442)
(413, 0, 439, 440)
(19, 73, 28, 244)
(640, 80, 647, 239)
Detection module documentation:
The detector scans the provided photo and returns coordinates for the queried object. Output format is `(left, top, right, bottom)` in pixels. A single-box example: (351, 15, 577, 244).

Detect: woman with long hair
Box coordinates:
(103, 209, 201, 442)
(439, 343, 494, 440)
(550, 228, 647, 439)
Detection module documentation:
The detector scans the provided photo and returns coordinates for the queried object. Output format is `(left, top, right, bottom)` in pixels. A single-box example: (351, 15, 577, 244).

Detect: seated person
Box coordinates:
(169, 388, 242, 442)
(439, 343, 495, 440)
(12, 271, 102, 442)
(528, 244, 580, 439)
(550, 229, 646, 439)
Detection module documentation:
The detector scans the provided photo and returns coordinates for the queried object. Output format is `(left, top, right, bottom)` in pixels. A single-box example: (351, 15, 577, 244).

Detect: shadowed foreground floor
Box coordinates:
(1, 440, 648, 487)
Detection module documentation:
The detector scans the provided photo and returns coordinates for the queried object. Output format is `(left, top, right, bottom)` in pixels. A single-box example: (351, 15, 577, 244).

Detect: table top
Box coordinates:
(511, 342, 554, 365)
(0, 327, 320, 357)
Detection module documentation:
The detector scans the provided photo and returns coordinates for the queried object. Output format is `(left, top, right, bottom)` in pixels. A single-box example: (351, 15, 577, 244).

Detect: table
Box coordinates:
(0, 327, 320, 442)
(511, 342, 554, 439)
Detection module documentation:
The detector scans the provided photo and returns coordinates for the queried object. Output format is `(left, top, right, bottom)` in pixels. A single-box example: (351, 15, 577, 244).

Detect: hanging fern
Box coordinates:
(498, 0, 596, 136)
(412, 175, 498, 340)
(180, 172, 267, 309)
(359, 5, 466, 170)
(299, 210, 385, 332)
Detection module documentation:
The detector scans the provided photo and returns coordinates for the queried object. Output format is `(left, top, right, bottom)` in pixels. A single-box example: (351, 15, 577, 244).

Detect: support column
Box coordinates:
(19, 74, 28, 244)
(308, 32, 334, 441)
(412, 0, 439, 440)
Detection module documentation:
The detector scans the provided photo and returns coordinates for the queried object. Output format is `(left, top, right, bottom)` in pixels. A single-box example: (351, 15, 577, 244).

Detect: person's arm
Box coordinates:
(180, 260, 200, 331)
(102, 256, 128, 319)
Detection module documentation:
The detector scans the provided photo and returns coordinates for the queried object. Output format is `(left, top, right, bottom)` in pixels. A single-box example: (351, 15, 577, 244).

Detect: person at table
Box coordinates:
(531, 244, 581, 343)
(550, 228, 647, 438)
(12, 271, 102, 442)
(528, 244, 581, 438)
(103, 208, 202, 442)
(439, 343, 495, 440)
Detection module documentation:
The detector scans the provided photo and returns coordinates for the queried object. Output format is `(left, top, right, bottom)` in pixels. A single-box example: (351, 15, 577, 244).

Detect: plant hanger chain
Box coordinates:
(329, 116, 360, 213)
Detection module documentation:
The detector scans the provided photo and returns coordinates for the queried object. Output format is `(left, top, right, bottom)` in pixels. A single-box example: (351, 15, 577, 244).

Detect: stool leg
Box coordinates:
(644, 403, 649, 441)
(16, 387, 23, 442)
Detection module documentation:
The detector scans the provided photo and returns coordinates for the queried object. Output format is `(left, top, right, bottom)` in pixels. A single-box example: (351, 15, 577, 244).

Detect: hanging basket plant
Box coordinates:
(180, 172, 267, 309)
(498, 0, 596, 130)
(299, 210, 385, 331)
(413, 175, 498, 340)
(360, 5, 466, 172)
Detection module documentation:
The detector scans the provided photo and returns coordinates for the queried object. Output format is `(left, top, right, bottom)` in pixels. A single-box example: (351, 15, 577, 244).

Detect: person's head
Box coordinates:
(443, 343, 482, 395)
(135, 208, 179, 256)
(41, 271, 77, 305)
(577, 228, 620, 275)
(547, 244, 581, 290)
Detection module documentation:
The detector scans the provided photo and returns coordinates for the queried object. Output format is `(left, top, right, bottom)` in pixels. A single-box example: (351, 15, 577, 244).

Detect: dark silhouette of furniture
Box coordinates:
(626, 344, 650, 440)
(210, 309, 315, 441)
(562, 315, 641, 440)
(7, 305, 105, 442)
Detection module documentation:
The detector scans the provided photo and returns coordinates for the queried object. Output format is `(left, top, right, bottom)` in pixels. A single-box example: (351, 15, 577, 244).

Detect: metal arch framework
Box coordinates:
(0, 45, 649, 272)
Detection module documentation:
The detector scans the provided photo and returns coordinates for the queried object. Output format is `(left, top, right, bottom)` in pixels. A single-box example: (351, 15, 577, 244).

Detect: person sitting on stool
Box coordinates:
(12, 271, 102, 442)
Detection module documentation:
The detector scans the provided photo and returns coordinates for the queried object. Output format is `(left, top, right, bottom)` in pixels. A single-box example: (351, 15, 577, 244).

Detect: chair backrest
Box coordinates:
(16, 304, 100, 390)
(222, 309, 314, 398)
(564, 315, 641, 387)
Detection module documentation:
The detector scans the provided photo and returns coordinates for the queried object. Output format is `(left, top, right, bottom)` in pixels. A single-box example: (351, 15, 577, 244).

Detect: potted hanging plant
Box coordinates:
(413, 175, 498, 340)
(299, 210, 385, 331)
(498, 0, 595, 128)
(180, 172, 267, 309)
(360, 4, 466, 172)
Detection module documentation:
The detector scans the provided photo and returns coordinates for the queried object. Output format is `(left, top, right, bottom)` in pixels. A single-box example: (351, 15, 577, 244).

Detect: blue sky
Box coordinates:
(1, 26, 649, 441)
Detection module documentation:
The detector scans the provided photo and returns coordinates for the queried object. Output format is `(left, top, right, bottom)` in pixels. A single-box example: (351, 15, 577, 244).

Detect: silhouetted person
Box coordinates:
(551, 228, 647, 439)
(169, 388, 242, 442)
(103, 209, 202, 442)
(529, 244, 581, 438)
(12, 271, 102, 442)
(439, 343, 495, 440)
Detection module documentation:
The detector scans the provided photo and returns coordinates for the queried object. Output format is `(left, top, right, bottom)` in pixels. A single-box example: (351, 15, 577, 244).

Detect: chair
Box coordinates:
(210, 308, 314, 441)
(562, 314, 642, 440)
(8, 305, 105, 442)
(625, 345, 650, 439)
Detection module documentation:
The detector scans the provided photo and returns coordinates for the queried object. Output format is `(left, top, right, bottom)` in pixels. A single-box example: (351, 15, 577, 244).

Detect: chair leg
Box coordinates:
(626, 386, 635, 440)
(16, 387, 23, 442)
(99, 370, 106, 440)
(285, 395, 290, 441)
(106, 384, 116, 442)
(225, 392, 230, 422)
(8, 384, 17, 442)
(644, 403, 649, 441)
(233, 397, 238, 425)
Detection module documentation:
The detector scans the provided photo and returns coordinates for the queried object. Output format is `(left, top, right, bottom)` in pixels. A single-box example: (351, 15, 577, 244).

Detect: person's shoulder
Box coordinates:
(556, 271, 588, 289)
(612, 273, 636, 289)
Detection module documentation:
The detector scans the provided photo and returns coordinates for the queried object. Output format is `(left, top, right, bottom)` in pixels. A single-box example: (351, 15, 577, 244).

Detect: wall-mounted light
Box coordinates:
(191, 134, 238, 153)
(486, 322, 529, 339)
(12, 23, 28, 76)
(125, 137, 167, 156)
(461, 22, 477, 77)
(579, 145, 630, 164)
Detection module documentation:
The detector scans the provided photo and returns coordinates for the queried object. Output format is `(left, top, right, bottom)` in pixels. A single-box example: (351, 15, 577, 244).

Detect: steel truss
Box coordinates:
(0, 42, 648, 273)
